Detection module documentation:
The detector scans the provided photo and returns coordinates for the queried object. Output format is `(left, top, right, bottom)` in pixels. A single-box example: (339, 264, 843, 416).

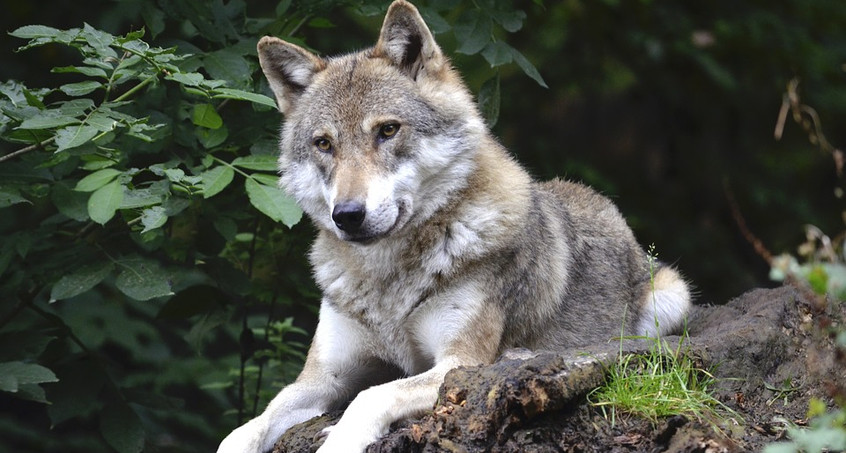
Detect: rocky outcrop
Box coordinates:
(273, 286, 845, 452)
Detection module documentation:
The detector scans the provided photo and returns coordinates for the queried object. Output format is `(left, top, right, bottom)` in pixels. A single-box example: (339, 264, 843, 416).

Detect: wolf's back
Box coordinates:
(492, 178, 689, 350)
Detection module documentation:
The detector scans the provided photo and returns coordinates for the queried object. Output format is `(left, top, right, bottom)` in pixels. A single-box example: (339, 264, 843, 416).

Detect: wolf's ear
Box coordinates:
(374, 0, 444, 80)
(257, 37, 325, 114)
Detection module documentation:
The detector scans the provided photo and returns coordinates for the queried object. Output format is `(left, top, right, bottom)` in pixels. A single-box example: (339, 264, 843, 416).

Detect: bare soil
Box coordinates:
(273, 286, 845, 453)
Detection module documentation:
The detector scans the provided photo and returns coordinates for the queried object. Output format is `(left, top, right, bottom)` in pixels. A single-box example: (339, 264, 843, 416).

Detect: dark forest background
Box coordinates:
(0, 0, 844, 452)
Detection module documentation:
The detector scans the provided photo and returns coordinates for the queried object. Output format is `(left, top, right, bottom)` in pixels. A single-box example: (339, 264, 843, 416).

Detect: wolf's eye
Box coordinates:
(314, 138, 332, 152)
(378, 123, 400, 140)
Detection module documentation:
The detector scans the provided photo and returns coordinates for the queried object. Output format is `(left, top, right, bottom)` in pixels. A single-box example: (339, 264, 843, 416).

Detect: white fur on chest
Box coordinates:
(311, 225, 488, 374)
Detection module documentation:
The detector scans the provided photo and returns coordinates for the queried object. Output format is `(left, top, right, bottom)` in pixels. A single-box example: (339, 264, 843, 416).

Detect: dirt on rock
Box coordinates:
(273, 286, 845, 453)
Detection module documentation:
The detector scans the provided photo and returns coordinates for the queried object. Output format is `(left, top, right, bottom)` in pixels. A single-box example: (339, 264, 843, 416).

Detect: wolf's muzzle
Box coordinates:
(332, 201, 366, 233)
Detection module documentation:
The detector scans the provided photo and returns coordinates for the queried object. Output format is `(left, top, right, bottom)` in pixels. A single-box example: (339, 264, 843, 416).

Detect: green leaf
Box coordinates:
(214, 217, 237, 241)
(9, 25, 63, 39)
(163, 168, 185, 183)
(308, 17, 335, 28)
(478, 75, 501, 128)
(23, 88, 47, 109)
(807, 265, 828, 296)
(88, 179, 124, 225)
(52, 65, 109, 78)
(59, 80, 102, 97)
(203, 49, 251, 88)
(0, 361, 58, 394)
(250, 173, 280, 186)
(140, 206, 167, 233)
(509, 45, 548, 88)
(275, 0, 292, 15)
(114, 257, 173, 300)
(58, 98, 95, 116)
(212, 88, 277, 109)
(55, 124, 100, 151)
(419, 8, 451, 34)
(0, 332, 56, 362)
(245, 178, 302, 227)
(50, 261, 114, 302)
(141, 5, 166, 38)
(17, 110, 80, 130)
(454, 11, 492, 55)
(231, 155, 278, 171)
(166, 72, 204, 87)
(52, 183, 90, 221)
(86, 112, 119, 132)
(196, 124, 228, 149)
(120, 186, 166, 209)
(192, 103, 223, 129)
(75, 168, 122, 192)
(100, 402, 144, 453)
(200, 165, 234, 199)
(0, 187, 31, 208)
(481, 41, 513, 67)
(15, 383, 49, 403)
(81, 23, 117, 58)
(492, 9, 527, 33)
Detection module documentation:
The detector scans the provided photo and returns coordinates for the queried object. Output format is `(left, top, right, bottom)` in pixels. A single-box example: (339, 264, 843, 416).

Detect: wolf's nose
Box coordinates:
(332, 202, 366, 232)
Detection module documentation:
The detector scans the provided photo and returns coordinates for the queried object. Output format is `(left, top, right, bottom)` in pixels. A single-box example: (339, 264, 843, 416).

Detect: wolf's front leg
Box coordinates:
(316, 298, 504, 453)
(217, 380, 334, 453)
(315, 358, 461, 453)
(218, 302, 384, 453)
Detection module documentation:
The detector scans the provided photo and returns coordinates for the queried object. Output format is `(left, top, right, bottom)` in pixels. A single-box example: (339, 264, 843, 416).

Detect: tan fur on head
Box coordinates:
(257, 37, 325, 114)
(373, 0, 445, 79)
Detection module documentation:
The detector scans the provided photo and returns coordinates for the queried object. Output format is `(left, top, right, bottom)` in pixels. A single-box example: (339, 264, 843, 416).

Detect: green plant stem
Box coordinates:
(287, 15, 311, 37)
(209, 155, 253, 179)
(113, 73, 159, 103)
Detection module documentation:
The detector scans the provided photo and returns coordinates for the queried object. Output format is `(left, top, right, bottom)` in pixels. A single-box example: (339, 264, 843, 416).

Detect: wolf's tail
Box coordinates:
(635, 266, 692, 337)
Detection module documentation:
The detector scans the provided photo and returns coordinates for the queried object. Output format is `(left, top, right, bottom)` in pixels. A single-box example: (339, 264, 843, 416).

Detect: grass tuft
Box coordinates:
(588, 244, 739, 427)
(587, 334, 734, 426)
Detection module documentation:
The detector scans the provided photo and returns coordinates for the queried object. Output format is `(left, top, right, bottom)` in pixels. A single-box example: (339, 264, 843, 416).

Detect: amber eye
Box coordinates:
(378, 123, 400, 140)
(314, 138, 332, 152)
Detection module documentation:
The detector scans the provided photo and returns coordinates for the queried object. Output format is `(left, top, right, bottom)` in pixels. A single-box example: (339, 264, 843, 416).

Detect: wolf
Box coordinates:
(218, 1, 691, 452)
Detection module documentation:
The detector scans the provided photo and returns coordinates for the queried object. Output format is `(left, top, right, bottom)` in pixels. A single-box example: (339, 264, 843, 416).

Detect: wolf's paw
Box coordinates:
(217, 419, 266, 453)
(314, 423, 378, 453)
(314, 424, 334, 442)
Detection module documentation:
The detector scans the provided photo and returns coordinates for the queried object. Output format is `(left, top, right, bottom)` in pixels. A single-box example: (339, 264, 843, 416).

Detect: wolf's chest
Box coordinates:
(316, 257, 436, 367)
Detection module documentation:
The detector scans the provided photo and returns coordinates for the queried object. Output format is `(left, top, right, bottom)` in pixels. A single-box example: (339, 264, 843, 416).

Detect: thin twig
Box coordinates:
(0, 136, 56, 164)
(238, 216, 262, 424)
(724, 180, 774, 265)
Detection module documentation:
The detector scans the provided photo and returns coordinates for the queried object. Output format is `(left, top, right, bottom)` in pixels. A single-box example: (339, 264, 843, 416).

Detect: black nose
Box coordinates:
(332, 201, 366, 232)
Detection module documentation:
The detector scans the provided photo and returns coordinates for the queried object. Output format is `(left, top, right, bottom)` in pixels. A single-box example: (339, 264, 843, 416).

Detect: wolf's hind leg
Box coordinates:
(635, 266, 691, 337)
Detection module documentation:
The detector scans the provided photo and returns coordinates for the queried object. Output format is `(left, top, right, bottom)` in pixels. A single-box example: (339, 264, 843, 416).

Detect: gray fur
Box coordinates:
(220, 2, 691, 452)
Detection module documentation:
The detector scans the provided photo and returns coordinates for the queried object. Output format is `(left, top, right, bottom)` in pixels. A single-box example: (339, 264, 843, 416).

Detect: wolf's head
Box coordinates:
(257, 0, 486, 244)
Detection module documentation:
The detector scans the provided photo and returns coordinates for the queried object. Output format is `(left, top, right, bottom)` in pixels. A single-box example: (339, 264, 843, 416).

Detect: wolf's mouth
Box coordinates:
(344, 200, 409, 245)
